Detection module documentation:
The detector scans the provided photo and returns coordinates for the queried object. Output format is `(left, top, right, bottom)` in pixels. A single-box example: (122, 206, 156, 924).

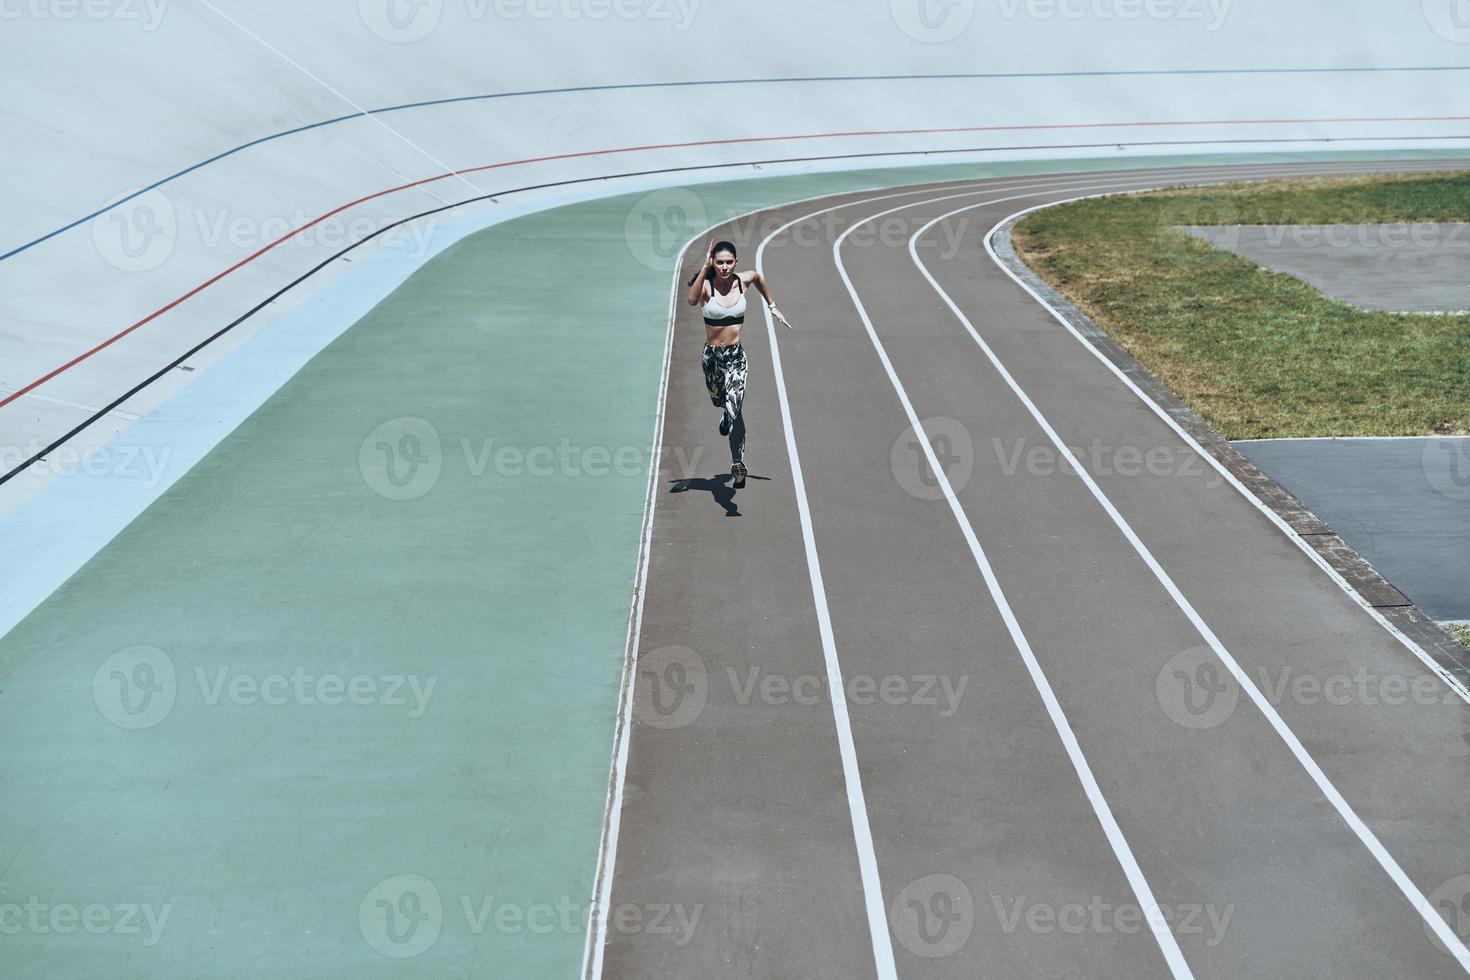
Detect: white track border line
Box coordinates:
(983, 194, 1470, 707)
(579, 174, 1099, 979)
(578, 225, 681, 980)
(830, 180, 1209, 980)
(579, 159, 1438, 979)
(902, 192, 1470, 967)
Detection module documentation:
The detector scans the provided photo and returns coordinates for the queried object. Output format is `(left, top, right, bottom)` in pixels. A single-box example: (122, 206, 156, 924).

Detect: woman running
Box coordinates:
(686, 239, 792, 487)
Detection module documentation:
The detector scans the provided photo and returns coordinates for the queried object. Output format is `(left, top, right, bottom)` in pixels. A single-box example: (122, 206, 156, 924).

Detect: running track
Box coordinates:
(594, 160, 1470, 978)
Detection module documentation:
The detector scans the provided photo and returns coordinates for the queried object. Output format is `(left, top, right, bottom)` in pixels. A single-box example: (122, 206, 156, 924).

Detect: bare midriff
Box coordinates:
(704, 323, 743, 347)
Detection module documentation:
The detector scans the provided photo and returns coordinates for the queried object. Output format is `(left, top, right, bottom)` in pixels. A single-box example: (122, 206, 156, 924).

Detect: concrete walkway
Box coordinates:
(1237, 437, 1470, 621)
(1185, 223, 1470, 312)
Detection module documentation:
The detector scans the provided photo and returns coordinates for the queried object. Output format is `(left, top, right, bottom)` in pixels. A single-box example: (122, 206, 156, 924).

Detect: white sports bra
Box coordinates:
(702, 275, 747, 326)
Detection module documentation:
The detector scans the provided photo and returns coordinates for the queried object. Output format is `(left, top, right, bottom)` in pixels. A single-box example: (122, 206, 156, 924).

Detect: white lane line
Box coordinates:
(828, 187, 1196, 979)
(745, 168, 1257, 978)
(579, 224, 684, 979)
(582, 176, 1081, 980)
(582, 161, 1408, 978)
(982, 193, 1470, 709)
(909, 195, 1470, 970)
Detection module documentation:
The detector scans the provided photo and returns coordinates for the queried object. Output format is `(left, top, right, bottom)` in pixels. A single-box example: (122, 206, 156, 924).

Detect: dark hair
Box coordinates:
(688, 240, 738, 287)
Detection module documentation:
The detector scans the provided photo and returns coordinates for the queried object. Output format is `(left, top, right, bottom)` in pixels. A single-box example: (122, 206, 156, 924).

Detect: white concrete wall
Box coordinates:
(2, 0, 1467, 507)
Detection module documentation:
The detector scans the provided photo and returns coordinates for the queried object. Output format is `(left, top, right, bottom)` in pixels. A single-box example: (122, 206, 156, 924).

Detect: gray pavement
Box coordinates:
(601, 161, 1470, 979)
(1237, 437, 1470, 621)
(1185, 223, 1470, 312)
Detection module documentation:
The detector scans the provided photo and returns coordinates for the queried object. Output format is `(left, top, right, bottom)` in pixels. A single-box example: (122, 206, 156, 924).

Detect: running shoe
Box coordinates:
(719, 412, 732, 437)
(731, 461, 747, 487)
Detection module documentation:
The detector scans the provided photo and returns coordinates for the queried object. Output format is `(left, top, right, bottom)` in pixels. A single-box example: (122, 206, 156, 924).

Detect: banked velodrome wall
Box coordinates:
(2, 0, 1468, 510)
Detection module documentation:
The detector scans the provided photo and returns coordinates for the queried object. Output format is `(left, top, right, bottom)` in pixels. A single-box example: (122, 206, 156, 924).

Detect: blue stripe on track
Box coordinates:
(7, 65, 1469, 264)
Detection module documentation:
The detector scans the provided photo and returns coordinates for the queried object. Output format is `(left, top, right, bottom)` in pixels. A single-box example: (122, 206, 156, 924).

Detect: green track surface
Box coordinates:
(2, 151, 1462, 978)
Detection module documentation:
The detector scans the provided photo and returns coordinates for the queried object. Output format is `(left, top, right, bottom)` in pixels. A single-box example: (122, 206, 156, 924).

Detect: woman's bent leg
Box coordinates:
(724, 345, 749, 463)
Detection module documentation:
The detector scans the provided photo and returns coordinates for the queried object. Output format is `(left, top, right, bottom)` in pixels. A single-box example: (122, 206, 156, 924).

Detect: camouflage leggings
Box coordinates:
(702, 342, 748, 463)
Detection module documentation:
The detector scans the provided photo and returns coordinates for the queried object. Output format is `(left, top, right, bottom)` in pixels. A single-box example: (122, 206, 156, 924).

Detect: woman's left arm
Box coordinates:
(747, 271, 792, 329)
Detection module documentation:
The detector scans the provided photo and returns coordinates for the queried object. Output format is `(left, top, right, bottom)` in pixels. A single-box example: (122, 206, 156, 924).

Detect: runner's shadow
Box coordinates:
(669, 473, 770, 517)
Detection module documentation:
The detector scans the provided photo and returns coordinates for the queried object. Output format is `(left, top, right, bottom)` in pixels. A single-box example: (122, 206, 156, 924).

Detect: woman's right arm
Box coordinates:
(686, 239, 714, 306)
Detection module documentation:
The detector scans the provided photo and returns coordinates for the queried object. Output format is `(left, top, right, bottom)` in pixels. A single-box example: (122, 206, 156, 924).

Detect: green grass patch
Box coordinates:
(1012, 172, 1470, 439)
(1447, 622, 1470, 649)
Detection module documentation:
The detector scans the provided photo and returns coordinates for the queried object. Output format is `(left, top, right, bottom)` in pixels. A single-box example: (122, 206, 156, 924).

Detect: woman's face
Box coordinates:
(713, 250, 737, 278)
